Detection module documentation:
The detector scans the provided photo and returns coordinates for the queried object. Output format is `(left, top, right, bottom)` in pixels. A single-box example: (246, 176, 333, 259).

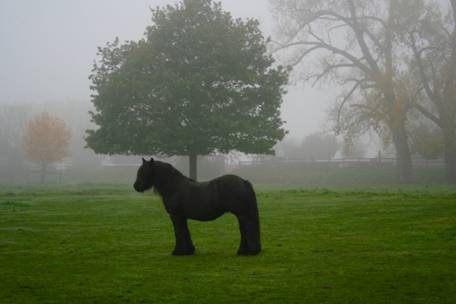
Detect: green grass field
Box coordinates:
(1, 185, 455, 303)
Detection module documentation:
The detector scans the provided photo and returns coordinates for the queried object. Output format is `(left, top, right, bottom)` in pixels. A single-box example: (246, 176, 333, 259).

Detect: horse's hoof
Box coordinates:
(237, 248, 248, 255)
(172, 248, 195, 256)
(237, 247, 261, 256)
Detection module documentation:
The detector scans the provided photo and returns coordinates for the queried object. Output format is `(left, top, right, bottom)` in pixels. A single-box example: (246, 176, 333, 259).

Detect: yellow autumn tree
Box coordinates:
(23, 112, 71, 182)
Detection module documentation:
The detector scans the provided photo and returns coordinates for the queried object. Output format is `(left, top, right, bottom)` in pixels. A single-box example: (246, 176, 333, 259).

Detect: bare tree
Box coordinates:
(408, 0, 456, 183)
(270, 0, 424, 182)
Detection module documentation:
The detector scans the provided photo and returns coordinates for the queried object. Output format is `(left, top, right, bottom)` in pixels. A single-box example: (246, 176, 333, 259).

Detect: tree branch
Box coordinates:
(290, 45, 322, 66)
(356, 16, 387, 28)
(271, 40, 313, 53)
(347, 0, 381, 75)
(309, 63, 356, 86)
(413, 101, 442, 127)
(451, 0, 456, 26)
(272, 38, 373, 76)
(317, 42, 373, 76)
(442, 2, 456, 97)
(410, 32, 436, 101)
(362, 27, 383, 51)
(335, 79, 364, 133)
(294, 9, 352, 27)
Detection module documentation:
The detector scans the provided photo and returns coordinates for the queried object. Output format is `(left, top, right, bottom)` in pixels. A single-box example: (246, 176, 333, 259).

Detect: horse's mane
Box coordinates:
(155, 161, 188, 180)
(153, 161, 193, 197)
(158, 161, 198, 180)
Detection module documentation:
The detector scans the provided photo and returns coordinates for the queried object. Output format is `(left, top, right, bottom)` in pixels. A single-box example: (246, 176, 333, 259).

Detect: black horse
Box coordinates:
(133, 158, 261, 256)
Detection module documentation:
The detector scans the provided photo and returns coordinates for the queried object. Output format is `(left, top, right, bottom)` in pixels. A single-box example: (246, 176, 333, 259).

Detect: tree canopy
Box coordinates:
(407, 0, 456, 182)
(270, 0, 431, 182)
(86, 0, 288, 179)
(271, 0, 456, 183)
(23, 112, 71, 182)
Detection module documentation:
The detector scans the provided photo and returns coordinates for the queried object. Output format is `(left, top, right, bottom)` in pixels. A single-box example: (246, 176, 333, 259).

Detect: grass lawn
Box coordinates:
(1, 185, 455, 303)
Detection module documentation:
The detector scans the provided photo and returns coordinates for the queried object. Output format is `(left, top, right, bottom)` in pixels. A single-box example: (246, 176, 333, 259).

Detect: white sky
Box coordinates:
(0, 0, 331, 139)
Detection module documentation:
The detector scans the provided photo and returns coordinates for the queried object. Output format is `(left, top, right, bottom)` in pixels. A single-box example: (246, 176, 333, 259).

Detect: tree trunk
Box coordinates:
(391, 123, 413, 183)
(189, 153, 197, 181)
(443, 130, 456, 184)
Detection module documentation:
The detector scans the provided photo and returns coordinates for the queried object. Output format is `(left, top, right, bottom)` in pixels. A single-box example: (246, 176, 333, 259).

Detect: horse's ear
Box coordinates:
(150, 157, 154, 163)
(142, 157, 147, 164)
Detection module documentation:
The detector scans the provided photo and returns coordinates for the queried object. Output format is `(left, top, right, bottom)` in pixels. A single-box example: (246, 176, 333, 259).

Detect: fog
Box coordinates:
(1, 3, 454, 301)
(0, 0, 453, 185)
(0, 0, 329, 139)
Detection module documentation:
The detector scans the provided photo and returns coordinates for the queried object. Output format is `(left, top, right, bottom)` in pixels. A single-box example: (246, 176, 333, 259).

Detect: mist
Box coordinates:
(0, 0, 328, 139)
(1, 2, 455, 302)
(0, 0, 453, 186)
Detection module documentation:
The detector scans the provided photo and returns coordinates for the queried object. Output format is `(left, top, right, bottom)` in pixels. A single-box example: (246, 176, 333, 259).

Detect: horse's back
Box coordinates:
(174, 174, 254, 220)
(210, 174, 246, 191)
(209, 174, 253, 213)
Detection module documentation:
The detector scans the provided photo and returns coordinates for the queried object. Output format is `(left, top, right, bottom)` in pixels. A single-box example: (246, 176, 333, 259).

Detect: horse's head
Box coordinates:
(134, 157, 155, 192)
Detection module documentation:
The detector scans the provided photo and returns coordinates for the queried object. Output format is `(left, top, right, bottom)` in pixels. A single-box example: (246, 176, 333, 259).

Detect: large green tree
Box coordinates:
(86, 0, 288, 179)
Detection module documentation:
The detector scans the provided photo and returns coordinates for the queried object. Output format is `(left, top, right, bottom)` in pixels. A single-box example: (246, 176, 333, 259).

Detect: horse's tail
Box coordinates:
(243, 180, 261, 252)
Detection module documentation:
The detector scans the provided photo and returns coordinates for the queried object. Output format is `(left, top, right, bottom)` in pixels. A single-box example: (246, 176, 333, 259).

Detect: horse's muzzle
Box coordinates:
(133, 183, 144, 193)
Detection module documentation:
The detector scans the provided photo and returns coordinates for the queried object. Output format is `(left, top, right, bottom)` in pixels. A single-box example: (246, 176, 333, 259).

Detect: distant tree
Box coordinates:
(23, 112, 71, 183)
(407, 0, 456, 182)
(301, 133, 339, 160)
(276, 134, 339, 160)
(274, 137, 302, 159)
(410, 124, 443, 160)
(270, 0, 429, 182)
(0, 104, 29, 182)
(341, 136, 366, 159)
(275, 138, 304, 159)
(86, 0, 289, 180)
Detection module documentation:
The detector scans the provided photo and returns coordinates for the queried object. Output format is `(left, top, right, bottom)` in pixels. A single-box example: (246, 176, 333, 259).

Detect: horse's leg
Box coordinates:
(170, 215, 195, 255)
(235, 213, 261, 255)
(236, 215, 248, 255)
(235, 180, 261, 255)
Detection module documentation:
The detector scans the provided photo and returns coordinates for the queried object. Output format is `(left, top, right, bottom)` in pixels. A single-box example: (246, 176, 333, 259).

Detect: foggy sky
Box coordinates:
(0, 0, 330, 139)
